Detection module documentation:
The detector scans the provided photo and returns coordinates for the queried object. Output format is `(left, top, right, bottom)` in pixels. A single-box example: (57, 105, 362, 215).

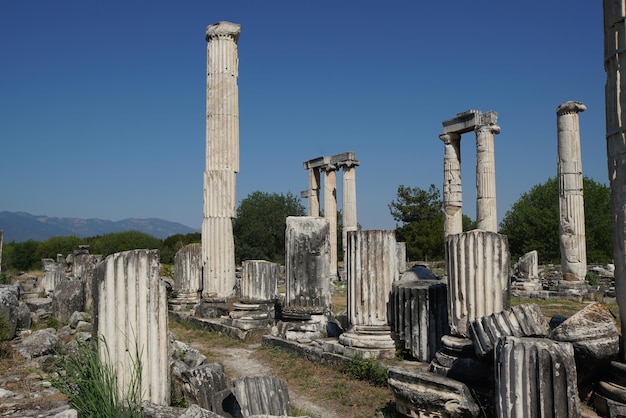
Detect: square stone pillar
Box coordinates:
(323, 166, 338, 279)
(307, 168, 321, 217)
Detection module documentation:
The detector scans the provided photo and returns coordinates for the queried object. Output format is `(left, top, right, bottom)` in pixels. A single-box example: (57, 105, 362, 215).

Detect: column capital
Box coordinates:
(557, 101, 586, 116)
(206, 21, 241, 43)
(439, 132, 461, 144)
(475, 123, 501, 135)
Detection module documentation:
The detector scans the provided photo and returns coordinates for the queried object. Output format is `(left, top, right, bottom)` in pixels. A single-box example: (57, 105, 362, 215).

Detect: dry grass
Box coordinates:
(251, 346, 395, 418)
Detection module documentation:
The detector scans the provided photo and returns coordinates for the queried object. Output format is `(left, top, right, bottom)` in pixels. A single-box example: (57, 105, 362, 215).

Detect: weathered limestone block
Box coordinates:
(0, 285, 19, 340)
(13, 328, 60, 360)
(396, 242, 407, 273)
(495, 336, 579, 417)
(52, 280, 85, 324)
(517, 250, 539, 280)
(230, 376, 291, 417)
(240, 260, 278, 303)
(549, 302, 619, 385)
(41, 258, 66, 296)
(390, 279, 449, 362)
(142, 402, 222, 418)
(284, 216, 331, 314)
(16, 301, 31, 330)
(72, 247, 102, 312)
(388, 367, 480, 418)
(339, 230, 397, 358)
(173, 243, 202, 303)
(93, 249, 170, 405)
(469, 303, 549, 357)
(181, 363, 230, 412)
(446, 230, 510, 336)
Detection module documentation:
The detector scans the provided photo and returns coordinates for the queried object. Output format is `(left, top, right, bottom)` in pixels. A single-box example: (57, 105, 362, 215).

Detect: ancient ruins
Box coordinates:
(4, 5, 626, 416)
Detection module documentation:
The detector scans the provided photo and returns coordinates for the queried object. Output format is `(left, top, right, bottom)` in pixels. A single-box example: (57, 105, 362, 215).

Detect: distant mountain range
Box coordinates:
(0, 211, 199, 242)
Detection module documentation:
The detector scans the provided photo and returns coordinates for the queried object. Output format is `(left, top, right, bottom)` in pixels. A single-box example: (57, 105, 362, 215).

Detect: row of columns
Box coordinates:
(303, 152, 359, 278)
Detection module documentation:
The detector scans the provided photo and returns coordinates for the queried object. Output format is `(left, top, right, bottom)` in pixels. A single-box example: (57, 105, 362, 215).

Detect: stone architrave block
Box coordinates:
(495, 336, 580, 417)
(93, 249, 170, 406)
(284, 216, 331, 313)
(231, 376, 291, 418)
(387, 367, 480, 417)
(0, 285, 19, 340)
(390, 279, 449, 362)
(469, 303, 549, 356)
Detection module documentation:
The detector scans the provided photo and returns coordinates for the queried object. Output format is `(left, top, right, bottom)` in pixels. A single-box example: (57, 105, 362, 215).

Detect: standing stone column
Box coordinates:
(307, 168, 321, 217)
(440, 132, 463, 237)
(446, 230, 510, 336)
(202, 21, 241, 300)
(341, 161, 359, 269)
(339, 230, 397, 359)
(557, 101, 587, 282)
(172, 243, 202, 306)
(92, 250, 170, 406)
(323, 165, 338, 279)
(605, 1, 626, 359)
(475, 111, 500, 232)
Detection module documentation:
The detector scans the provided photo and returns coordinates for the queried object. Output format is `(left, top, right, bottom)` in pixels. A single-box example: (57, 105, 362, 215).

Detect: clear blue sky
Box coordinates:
(0, 1, 607, 231)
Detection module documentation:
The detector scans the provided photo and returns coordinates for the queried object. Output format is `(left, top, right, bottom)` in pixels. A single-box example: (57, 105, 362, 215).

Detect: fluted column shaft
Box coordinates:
(604, 0, 626, 359)
(475, 122, 500, 232)
(307, 168, 321, 217)
(440, 133, 463, 237)
(557, 101, 587, 281)
(342, 164, 358, 265)
(202, 21, 240, 299)
(323, 166, 338, 278)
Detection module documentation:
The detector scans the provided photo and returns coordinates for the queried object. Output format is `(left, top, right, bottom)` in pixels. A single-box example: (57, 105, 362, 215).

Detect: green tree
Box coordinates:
(86, 231, 162, 258)
(5, 240, 40, 271)
(34, 235, 83, 261)
(499, 177, 612, 264)
(160, 232, 201, 264)
(233, 191, 306, 264)
(389, 184, 445, 261)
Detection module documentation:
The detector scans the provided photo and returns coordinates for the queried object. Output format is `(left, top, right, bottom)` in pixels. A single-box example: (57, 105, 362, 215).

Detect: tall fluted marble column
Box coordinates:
(604, 0, 626, 359)
(475, 112, 500, 232)
(557, 101, 587, 282)
(202, 21, 240, 299)
(341, 161, 359, 267)
(440, 132, 463, 237)
(323, 165, 338, 279)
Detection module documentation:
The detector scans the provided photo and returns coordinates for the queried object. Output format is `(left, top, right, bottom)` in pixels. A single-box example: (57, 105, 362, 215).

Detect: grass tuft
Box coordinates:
(51, 337, 142, 417)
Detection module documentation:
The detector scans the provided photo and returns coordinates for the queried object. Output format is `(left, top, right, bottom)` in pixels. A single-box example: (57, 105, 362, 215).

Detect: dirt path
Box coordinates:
(196, 342, 341, 418)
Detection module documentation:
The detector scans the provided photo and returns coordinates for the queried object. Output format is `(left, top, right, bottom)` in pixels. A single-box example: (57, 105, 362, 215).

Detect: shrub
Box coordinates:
(342, 357, 388, 387)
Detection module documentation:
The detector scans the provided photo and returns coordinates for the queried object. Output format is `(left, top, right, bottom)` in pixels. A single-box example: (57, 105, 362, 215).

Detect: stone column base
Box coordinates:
(221, 302, 274, 330)
(557, 280, 590, 296)
(168, 291, 200, 311)
(429, 335, 493, 389)
(339, 326, 396, 359)
(272, 313, 329, 343)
